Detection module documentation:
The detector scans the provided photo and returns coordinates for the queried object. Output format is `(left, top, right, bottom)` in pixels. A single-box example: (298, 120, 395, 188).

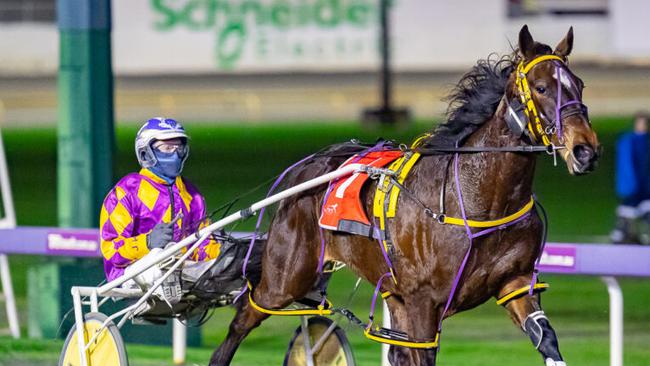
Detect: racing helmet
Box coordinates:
(135, 117, 189, 168)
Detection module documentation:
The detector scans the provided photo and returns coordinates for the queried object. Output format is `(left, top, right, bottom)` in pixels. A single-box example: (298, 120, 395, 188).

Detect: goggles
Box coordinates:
(152, 140, 189, 157)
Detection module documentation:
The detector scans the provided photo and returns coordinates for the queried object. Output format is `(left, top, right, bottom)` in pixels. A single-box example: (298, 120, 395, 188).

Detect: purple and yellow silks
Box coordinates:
(99, 169, 220, 281)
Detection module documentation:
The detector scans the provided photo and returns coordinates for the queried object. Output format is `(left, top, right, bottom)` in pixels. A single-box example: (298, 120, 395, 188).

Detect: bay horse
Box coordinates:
(211, 25, 600, 366)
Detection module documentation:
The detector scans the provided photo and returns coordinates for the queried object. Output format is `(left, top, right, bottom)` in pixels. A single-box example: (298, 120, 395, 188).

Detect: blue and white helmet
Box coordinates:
(135, 117, 189, 168)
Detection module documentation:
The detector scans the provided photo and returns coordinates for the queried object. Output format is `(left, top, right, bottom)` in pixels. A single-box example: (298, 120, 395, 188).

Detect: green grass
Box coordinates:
(1, 118, 649, 365)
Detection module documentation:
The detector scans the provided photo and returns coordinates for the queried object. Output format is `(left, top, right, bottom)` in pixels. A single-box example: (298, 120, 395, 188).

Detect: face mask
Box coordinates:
(150, 150, 183, 184)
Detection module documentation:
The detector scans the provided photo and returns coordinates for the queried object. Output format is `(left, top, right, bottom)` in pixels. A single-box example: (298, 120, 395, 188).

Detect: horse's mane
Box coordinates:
(424, 53, 519, 148)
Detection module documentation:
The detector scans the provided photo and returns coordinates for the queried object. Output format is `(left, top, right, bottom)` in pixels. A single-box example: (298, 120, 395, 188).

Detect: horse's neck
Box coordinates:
(456, 101, 537, 211)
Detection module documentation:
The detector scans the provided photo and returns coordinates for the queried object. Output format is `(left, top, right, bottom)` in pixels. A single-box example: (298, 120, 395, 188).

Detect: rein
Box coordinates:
(415, 144, 561, 154)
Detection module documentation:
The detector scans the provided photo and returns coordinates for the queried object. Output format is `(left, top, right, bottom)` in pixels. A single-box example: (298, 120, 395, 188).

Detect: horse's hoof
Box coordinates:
(545, 359, 567, 366)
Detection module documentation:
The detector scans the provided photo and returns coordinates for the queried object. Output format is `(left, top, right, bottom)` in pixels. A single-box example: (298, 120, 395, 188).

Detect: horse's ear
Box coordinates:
(554, 26, 574, 59)
(518, 25, 536, 61)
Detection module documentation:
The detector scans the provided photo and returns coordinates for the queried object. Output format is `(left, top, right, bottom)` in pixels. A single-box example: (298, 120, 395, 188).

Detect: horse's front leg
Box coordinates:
(384, 295, 433, 365)
(499, 276, 566, 366)
(401, 293, 440, 365)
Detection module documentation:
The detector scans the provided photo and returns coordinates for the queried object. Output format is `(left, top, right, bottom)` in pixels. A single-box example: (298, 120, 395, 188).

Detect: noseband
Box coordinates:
(512, 54, 588, 147)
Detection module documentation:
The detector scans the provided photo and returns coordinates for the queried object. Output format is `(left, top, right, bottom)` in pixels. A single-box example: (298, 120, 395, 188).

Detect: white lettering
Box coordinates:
(540, 252, 575, 268)
(47, 234, 98, 252)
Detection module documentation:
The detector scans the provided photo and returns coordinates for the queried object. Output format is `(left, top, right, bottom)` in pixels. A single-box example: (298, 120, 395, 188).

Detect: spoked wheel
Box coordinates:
(59, 312, 128, 366)
(284, 316, 356, 366)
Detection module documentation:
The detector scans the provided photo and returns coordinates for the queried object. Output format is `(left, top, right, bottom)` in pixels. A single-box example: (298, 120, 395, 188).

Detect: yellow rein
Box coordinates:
(515, 54, 565, 146)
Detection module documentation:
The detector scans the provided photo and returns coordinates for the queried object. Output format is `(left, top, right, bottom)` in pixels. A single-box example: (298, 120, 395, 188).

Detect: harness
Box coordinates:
(367, 141, 541, 347)
(243, 54, 584, 349)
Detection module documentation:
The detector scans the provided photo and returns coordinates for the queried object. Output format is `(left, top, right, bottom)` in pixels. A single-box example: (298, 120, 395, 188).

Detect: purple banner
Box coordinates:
(45, 229, 101, 257)
(538, 244, 577, 273)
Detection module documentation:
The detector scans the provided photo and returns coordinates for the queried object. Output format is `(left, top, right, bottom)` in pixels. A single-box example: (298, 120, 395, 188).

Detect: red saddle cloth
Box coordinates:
(318, 150, 402, 236)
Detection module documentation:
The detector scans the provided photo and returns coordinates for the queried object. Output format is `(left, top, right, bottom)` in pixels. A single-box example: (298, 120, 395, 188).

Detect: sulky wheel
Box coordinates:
(284, 316, 355, 366)
(59, 312, 128, 366)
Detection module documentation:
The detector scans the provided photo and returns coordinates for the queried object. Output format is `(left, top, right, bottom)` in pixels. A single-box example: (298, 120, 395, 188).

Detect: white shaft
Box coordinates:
(601, 276, 623, 366)
(382, 300, 390, 366)
(300, 316, 315, 366)
(97, 164, 363, 295)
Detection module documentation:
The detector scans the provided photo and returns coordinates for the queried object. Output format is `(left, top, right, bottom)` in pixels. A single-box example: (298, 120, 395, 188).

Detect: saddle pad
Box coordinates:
(318, 150, 403, 236)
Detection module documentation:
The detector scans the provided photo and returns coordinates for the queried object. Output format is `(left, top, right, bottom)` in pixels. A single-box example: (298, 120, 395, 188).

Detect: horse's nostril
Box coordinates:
(573, 144, 596, 165)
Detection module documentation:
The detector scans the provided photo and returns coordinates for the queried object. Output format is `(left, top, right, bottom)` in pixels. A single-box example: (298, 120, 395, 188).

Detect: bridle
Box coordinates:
(417, 54, 588, 158)
(512, 54, 588, 147)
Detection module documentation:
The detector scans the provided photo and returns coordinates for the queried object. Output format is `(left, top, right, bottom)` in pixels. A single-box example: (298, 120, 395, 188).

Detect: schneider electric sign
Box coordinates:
(145, 0, 380, 71)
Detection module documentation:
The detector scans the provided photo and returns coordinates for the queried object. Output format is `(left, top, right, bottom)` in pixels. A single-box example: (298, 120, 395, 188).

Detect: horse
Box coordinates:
(210, 25, 600, 366)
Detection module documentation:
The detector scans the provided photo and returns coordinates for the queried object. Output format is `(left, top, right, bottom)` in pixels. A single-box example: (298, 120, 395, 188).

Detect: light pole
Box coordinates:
(362, 0, 411, 125)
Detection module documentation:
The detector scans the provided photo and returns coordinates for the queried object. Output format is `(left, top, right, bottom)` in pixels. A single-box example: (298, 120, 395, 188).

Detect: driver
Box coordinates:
(99, 118, 220, 284)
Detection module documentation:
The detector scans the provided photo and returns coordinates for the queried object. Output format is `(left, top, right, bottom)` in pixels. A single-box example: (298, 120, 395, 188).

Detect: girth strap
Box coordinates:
(443, 197, 535, 228)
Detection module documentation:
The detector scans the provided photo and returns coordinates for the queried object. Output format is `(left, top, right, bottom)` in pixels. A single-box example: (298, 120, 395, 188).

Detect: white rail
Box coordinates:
(172, 320, 186, 365)
(602, 276, 623, 366)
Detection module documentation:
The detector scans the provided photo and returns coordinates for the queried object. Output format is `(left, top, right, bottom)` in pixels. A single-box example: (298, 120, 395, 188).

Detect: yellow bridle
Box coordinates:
(514, 54, 565, 146)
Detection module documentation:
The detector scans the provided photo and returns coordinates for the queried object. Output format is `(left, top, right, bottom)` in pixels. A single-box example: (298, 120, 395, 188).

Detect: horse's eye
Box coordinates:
(535, 86, 546, 94)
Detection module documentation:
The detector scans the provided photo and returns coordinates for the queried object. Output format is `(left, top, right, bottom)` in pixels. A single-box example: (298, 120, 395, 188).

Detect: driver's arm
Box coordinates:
(100, 186, 150, 267)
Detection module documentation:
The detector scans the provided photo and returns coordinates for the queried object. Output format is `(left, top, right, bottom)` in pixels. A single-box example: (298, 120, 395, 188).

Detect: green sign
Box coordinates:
(151, 0, 379, 69)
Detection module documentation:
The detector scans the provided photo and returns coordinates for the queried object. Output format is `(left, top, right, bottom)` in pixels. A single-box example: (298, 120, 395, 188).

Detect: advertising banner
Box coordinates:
(2, 0, 637, 75)
(113, 0, 381, 73)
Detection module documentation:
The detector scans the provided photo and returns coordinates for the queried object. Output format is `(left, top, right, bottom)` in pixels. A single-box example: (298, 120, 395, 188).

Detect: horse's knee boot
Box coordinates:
(523, 311, 565, 365)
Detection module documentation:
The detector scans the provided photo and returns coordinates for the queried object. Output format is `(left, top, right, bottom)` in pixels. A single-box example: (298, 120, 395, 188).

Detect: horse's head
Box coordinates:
(507, 25, 600, 175)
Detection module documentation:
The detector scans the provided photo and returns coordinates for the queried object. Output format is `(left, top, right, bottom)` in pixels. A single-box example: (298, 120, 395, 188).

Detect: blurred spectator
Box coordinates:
(612, 112, 650, 244)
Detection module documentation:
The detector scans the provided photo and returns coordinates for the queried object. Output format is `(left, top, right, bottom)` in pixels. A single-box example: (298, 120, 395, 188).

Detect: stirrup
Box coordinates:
(363, 325, 440, 349)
